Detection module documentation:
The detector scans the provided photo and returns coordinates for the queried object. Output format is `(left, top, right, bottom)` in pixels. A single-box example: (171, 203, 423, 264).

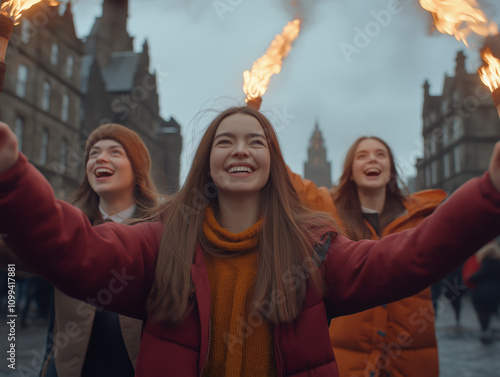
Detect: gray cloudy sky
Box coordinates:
(71, 0, 500, 185)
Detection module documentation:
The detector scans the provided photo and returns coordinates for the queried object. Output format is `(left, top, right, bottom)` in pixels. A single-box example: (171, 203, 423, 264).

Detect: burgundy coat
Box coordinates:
(2, 154, 500, 377)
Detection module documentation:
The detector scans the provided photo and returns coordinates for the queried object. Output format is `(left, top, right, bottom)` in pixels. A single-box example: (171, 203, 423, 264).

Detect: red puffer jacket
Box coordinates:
(2, 155, 500, 376)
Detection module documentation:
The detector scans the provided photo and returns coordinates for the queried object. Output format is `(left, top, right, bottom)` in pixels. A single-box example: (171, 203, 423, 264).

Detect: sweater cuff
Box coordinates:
(479, 171, 500, 206)
(0, 153, 27, 191)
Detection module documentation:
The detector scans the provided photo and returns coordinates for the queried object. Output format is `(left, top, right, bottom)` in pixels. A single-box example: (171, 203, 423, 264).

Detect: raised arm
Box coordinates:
(0, 123, 161, 319)
(322, 150, 500, 317)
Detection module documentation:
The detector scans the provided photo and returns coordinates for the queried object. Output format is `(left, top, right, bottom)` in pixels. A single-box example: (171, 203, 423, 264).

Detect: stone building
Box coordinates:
(304, 122, 333, 188)
(416, 48, 500, 193)
(81, 0, 182, 193)
(0, 1, 84, 200)
(0, 0, 182, 199)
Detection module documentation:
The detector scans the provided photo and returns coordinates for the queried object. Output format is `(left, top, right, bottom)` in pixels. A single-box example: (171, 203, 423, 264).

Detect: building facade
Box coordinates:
(0, 0, 182, 199)
(304, 122, 333, 188)
(416, 48, 500, 193)
(0, 1, 83, 200)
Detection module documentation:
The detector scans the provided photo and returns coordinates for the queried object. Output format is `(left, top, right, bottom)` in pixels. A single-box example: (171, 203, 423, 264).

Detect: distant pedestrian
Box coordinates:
(431, 267, 467, 326)
(464, 239, 500, 344)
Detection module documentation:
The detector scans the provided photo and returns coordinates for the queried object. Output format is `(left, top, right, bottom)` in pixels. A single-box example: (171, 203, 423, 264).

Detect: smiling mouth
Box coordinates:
(95, 168, 114, 178)
(364, 169, 381, 177)
(227, 166, 254, 174)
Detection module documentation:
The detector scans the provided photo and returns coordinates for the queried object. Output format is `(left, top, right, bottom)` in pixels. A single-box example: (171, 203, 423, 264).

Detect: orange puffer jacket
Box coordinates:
(289, 169, 446, 377)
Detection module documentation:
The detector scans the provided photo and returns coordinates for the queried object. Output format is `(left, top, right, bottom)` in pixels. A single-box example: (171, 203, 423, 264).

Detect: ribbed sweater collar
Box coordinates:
(202, 206, 262, 252)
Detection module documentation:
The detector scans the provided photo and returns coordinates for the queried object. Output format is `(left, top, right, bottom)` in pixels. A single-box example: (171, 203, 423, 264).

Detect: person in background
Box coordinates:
(463, 237, 500, 344)
(290, 136, 445, 377)
(40, 123, 159, 377)
(1, 109, 500, 377)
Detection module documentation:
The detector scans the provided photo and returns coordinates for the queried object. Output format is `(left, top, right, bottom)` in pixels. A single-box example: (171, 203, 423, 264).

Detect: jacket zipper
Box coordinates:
(199, 318, 212, 377)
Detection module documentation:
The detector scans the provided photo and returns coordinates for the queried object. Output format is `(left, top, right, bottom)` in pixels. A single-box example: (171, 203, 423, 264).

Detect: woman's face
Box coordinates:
(86, 139, 136, 201)
(210, 113, 271, 198)
(351, 138, 391, 192)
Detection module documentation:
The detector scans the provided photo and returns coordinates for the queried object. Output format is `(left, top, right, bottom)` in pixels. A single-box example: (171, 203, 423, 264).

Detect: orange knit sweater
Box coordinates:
(201, 206, 276, 377)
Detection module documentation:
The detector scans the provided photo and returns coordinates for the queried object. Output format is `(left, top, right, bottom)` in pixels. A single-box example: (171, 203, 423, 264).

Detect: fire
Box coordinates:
(1, 0, 59, 24)
(479, 48, 500, 93)
(419, 0, 497, 47)
(243, 19, 300, 103)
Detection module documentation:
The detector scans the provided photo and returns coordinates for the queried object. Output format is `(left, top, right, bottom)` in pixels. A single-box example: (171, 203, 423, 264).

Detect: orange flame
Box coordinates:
(243, 19, 300, 102)
(419, 0, 497, 47)
(479, 48, 500, 93)
(1, 0, 59, 24)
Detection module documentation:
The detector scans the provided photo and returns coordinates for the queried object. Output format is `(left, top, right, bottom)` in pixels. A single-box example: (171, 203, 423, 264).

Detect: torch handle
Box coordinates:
(0, 61, 5, 93)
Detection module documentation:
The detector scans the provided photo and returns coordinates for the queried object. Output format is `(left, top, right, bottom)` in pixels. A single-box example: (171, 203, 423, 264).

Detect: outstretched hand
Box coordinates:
(0, 122, 18, 174)
(489, 142, 500, 192)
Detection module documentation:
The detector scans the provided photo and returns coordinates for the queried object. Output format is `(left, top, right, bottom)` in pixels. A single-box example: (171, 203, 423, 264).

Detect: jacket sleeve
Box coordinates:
(287, 165, 338, 217)
(322, 172, 500, 318)
(0, 154, 160, 319)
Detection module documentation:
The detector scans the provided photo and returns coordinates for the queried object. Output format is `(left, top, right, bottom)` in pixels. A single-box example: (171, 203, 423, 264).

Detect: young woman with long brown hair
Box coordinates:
(290, 136, 445, 377)
(330, 137, 444, 377)
(41, 123, 158, 377)
(1, 108, 500, 377)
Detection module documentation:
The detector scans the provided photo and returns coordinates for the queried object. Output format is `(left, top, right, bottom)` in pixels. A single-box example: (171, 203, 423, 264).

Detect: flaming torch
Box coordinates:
(417, 0, 500, 115)
(479, 48, 500, 117)
(0, 12, 14, 93)
(419, 0, 498, 47)
(243, 19, 301, 110)
(0, 0, 59, 92)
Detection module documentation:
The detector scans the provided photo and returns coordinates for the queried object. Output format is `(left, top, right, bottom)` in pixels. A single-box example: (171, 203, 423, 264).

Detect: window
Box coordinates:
(454, 147, 461, 173)
(42, 81, 51, 111)
(441, 99, 448, 114)
(443, 153, 450, 178)
(51, 43, 58, 65)
(14, 118, 24, 152)
(424, 137, 431, 158)
(59, 139, 68, 174)
(430, 135, 436, 155)
(431, 161, 438, 185)
(39, 129, 49, 165)
(452, 117, 463, 141)
(61, 93, 70, 122)
(16, 65, 28, 98)
(21, 20, 31, 43)
(425, 166, 431, 188)
(442, 125, 449, 147)
(66, 55, 74, 78)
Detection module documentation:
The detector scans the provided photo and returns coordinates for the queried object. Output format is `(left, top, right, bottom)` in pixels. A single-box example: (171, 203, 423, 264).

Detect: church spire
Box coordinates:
(85, 0, 134, 67)
(102, 0, 133, 52)
(304, 122, 332, 188)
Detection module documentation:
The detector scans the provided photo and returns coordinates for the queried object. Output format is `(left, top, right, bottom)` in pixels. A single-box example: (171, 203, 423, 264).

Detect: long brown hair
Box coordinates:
(333, 136, 407, 240)
(148, 107, 337, 324)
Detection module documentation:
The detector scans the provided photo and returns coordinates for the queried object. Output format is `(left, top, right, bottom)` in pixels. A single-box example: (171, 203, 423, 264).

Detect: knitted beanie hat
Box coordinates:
(84, 123, 151, 177)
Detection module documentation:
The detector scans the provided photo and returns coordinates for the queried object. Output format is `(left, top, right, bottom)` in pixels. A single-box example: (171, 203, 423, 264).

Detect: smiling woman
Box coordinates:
(86, 139, 136, 214)
(209, 113, 271, 212)
(288, 135, 447, 377)
(74, 123, 158, 223)
(40, 123, 159, 377)
(328, 136, 447, 377)
(1, 108, 500, 377)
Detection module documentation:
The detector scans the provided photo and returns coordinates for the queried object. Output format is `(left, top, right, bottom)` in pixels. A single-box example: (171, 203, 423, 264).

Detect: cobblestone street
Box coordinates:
(434, 294, 500, 377)
(0, 294, 499, 376)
